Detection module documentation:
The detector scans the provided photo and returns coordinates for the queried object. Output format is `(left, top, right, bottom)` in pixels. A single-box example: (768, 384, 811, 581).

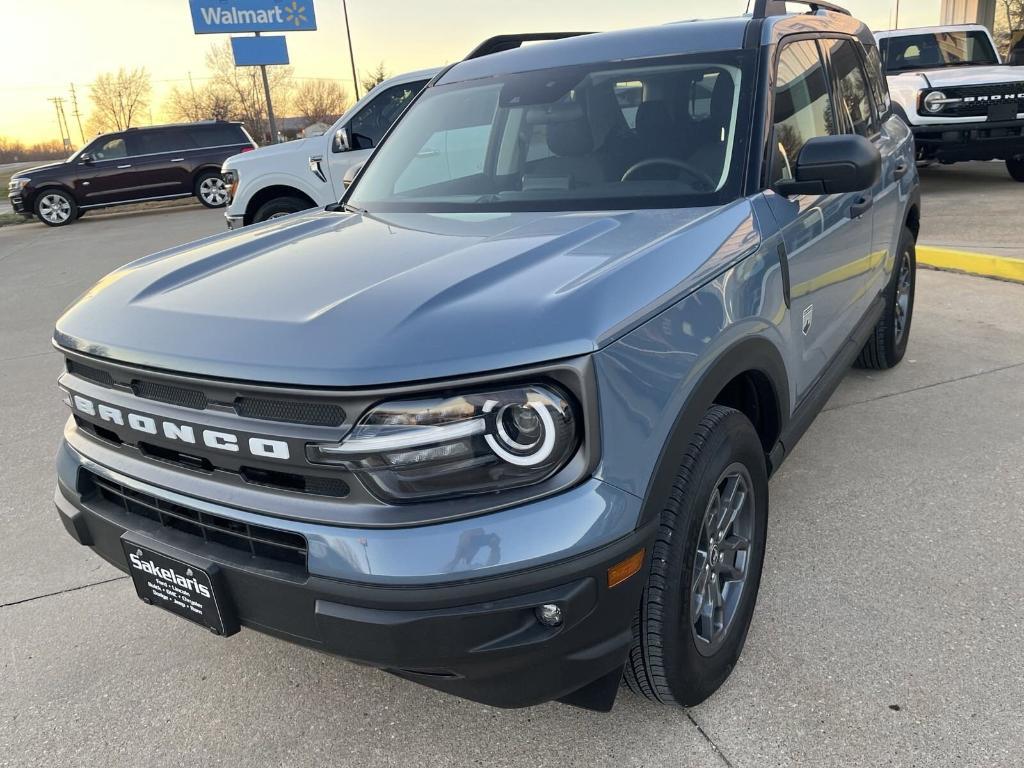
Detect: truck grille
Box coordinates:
(931, 82, 1024, 118)
(88, 471, 308, 570)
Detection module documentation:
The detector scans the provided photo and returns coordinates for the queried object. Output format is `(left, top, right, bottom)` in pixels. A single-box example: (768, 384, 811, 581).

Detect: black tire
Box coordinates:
(34, 189, 77, 227)
(195, 171, 229, 208)
(252, 196, 312, 223)
(624, 405, 769, 706)
(855, 226, 916, 370)
(1007, 156, 1024, 182)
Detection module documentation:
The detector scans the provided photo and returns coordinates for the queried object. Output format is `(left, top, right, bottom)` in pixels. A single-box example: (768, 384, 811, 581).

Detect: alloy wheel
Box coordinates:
(199, 177, 228, 206)
(894, 249, 912, 345)
(690, 462, 755, 656)
(38, 194, 72, 224)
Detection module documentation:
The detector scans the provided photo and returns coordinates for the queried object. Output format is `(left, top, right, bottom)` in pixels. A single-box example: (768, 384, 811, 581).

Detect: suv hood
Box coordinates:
(890, 65, 1024, 88)
(55, 204, 758, 386)
(223, 136, 317, 169)
(13, 161, 67, 178)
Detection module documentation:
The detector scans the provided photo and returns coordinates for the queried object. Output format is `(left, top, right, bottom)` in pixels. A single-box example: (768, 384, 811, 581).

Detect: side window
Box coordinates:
(190, 124, 247, 147)
(825, 39, 876, 137)
(862, 44, 891, 116)
(91, 136, 127, 160)
(770, 39, 834, 185)
(128, 130, 194, 156)
(349, 80, 428, 150)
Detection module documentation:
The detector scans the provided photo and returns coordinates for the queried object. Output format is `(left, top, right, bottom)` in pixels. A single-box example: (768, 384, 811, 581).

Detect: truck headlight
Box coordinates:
(221, 169, 239, 203)
(8, 177, 29, 192)
(309, 384, 579, 502)
(922, 91, 947, 113)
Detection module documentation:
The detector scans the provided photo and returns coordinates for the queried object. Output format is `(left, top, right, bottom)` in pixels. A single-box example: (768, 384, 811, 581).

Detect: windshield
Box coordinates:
(881, 31, 999, 73)
(348, 51, 753, 213)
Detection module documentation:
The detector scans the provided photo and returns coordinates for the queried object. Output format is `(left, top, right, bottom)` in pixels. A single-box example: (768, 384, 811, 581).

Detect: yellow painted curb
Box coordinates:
(917, 246, 1024, 285)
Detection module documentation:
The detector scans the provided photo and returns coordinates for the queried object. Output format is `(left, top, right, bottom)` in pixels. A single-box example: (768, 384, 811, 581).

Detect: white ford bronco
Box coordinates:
(875, 24, 1024, 180)
(221, 68, 439, 227)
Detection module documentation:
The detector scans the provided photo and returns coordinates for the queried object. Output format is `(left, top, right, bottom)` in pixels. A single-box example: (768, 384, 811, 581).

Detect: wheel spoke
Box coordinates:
(717, 475, 746, 536)
(719, 534, 749, 553)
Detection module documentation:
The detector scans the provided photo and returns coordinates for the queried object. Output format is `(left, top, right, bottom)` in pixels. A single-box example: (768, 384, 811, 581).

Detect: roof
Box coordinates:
(440, 11, 873, 86)
(874, 24, 990, 39)
(440, 18, 750, 85)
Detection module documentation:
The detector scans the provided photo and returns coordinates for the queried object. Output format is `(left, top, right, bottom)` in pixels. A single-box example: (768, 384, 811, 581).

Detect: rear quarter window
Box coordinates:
(188, 124, 249, 148)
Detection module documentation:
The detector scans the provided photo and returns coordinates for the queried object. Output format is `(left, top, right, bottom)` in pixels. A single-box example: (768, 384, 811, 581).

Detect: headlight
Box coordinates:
(309, 384, 579, 502)
(922, 91, 947, 113)
(8, 177, 29, 192)
(221, 169, 239, 203)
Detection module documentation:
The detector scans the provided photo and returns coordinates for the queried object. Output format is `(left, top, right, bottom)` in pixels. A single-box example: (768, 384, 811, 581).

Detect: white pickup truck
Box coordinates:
(875, 24, 1024, 180)
(222, 67, 440, 227)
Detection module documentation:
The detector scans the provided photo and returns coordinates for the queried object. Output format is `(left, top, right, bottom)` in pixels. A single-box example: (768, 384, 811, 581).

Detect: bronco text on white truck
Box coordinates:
(221, 68, 439, 227)
(875, 24, 1024, 180)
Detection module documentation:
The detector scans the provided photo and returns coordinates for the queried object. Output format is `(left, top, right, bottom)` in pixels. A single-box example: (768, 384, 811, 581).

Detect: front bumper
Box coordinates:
(8, 194, 29, 214)
(910, 117, 1024, 161)
(55, 439, 653, 709)
(225, 212, 245, 229)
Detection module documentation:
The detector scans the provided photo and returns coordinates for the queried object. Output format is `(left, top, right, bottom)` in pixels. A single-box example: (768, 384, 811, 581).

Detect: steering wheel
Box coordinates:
(620, 157, 716, 191)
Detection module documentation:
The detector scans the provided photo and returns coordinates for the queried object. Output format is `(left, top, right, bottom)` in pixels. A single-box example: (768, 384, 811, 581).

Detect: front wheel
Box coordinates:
(624, 405, 769, 706)
(252, 196, 312, 223)
(35, 190, 77, 227)
(1006, 156, 1024, 182)
(195, 171, 229, 208)
(855, 226, 916, 370)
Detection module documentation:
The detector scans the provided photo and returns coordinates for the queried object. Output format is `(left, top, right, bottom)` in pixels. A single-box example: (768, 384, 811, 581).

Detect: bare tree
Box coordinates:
(360, 62, 390, 94)
(293, 79, 350, 125)
(165, 82, 237, 123)
(203, 41, 293, 142)
(996, 1, 1024, 55)
(88, 67, 152, 132)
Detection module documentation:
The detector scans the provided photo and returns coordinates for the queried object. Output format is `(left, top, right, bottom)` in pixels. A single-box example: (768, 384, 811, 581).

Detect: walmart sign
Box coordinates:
(189, 0, 317, 34)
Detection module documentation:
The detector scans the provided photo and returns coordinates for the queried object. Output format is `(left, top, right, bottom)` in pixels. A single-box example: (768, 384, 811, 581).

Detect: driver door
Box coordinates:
(73, 134, 136, 205)
(325, 79, 429, 197)
(766, 38, 876, 403)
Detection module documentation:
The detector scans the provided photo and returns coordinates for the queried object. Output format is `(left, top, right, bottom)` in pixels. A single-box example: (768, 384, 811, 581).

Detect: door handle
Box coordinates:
(893, 160, 909, 180)
(170, 157, 185, 162)
(117, 164, 132, 169)
(849, 195, 873, 219)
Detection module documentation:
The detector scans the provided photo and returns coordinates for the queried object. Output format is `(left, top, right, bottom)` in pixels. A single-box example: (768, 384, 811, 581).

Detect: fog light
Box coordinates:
(535, 603, 563, 627)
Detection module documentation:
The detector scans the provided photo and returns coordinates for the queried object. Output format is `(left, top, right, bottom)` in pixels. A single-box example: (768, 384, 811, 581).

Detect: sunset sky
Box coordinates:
(2, 0, 940, 146)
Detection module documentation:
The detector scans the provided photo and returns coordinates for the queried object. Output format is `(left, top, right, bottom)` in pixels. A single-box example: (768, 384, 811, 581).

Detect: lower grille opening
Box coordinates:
(241, 466, 350, 499)
(87, 472, 308, 570)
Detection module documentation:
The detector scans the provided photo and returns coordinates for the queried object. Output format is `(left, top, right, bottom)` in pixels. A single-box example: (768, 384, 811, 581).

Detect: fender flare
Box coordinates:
(636, 336, 790, 527)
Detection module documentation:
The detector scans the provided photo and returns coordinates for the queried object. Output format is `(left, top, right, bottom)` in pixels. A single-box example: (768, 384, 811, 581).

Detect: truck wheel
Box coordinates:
(252, 196, 312, 223)
(855, 227, 916, 370)
(1007, 156, 1024, 182)
(624, 405, 768, 706)
(35, 190, 77, 227)
(195, 171, 229, 208)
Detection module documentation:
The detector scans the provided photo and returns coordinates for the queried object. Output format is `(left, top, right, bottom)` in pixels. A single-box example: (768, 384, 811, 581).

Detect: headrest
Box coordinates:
(546, 116, 594, 157)
(635, 101, 673, 139)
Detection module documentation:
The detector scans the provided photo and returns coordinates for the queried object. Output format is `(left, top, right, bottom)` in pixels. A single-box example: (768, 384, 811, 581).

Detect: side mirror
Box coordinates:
(332, 127, 351, 153)
(342, 161, 366, 190)
(773, 134, 881, 197)
(80, 153, 93, 164)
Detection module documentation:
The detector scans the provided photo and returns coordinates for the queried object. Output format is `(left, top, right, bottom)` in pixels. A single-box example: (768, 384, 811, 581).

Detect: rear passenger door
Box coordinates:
(126, 129, 196, 198)
(767, 38, 875, 402)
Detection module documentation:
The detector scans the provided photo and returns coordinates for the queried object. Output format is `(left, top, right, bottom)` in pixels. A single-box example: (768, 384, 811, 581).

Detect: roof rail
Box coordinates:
(464, 32, 596, 61)
(750, 0, 850, 18)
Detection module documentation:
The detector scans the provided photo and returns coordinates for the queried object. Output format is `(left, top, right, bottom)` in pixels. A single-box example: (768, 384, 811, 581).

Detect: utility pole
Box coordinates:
(255, 31, 278, 143)
(69, 83, 86, 144)
(49, 97, 70, 150)
(342, 0, 360, 100)
(894, 0, 900, 29)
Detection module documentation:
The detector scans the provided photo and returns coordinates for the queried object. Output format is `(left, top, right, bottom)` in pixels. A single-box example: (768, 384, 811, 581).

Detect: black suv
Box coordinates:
(8, 121, 256, 226)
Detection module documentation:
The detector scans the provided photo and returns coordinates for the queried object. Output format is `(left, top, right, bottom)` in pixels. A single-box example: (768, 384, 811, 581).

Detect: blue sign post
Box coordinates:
(189, 0, 317, 34)
(230, 35, 290, 66)
(189, 1, 317, 143)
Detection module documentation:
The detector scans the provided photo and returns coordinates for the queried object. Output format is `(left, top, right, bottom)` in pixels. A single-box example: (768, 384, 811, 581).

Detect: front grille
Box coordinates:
(235, 397, 345, 427)
(67, 360, 114, 387)
(89, 472, 308, 570)
(132, 379, 209, 410)
(931, 82, 1024, 118)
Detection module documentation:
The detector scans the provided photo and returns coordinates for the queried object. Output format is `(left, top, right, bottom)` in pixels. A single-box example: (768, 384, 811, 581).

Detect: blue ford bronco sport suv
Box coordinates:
(53, 0, 919, 711)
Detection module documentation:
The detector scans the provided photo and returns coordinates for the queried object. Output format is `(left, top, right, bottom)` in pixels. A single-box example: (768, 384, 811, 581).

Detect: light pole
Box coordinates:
(894, 0, 900, 29)
(342, 0, 360, 100)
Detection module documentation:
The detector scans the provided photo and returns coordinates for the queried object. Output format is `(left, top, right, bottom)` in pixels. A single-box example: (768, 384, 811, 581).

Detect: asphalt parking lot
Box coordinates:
(1, 180, 1022, 767)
